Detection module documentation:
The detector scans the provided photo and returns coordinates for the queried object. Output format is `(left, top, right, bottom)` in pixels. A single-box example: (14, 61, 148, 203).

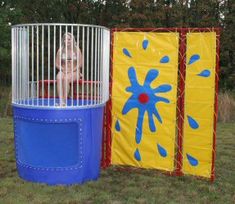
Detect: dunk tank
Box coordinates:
(11, 23, 110, 185)
(12, 25, 220, 185)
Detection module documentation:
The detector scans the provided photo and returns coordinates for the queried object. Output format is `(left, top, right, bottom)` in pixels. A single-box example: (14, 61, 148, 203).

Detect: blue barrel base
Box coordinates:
(16, 163, 100, 185)
(13, 99, 104, 185)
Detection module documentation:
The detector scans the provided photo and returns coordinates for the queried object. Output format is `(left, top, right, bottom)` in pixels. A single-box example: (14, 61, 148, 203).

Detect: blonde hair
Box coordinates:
(61, 32, 77, 54)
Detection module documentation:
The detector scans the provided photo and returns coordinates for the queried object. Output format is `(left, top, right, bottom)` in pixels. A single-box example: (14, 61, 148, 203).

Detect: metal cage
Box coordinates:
(12, 23, 110, 108)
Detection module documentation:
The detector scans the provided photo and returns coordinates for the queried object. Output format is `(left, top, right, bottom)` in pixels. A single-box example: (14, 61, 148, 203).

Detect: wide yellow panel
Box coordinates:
(182, 32, 216, 178)
(111, 32, 179, 171)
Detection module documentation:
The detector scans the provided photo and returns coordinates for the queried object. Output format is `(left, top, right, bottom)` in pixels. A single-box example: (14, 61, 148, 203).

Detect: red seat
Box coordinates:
(39, 80, 100, 100)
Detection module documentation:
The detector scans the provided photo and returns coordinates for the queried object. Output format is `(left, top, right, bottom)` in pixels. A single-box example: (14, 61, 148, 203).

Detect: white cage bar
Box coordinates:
(12, 23, 110, 108)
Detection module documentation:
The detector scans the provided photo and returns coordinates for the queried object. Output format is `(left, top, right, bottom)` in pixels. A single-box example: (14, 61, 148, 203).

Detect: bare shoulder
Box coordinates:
(57, 48, 61, 54)
(76, 46, 82, 52)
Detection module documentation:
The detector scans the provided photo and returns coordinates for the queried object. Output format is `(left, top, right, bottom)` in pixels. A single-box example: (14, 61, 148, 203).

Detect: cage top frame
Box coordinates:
(12, 23, 110, 31)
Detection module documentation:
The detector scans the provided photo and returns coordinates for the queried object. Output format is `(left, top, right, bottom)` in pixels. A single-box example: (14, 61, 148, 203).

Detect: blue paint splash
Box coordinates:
(142, 39, 149, 50)
(134, 148, 141, 161)
(188, 54, 200, 65)
(187, 115, 199, 129)
(154, 84, 172, 93)
(186, 154, 199, 166)
(123, 48, 132, 58)
(157, 144, 167, 157)
(160, 56, 170, 63)
(198, 69, 211, 77)
(115, 120, 121, 131)
(122, 67, 171, 144)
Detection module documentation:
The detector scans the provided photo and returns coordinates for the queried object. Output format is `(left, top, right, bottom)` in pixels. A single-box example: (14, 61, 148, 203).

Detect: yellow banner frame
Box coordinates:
(105, 28, 220, 182)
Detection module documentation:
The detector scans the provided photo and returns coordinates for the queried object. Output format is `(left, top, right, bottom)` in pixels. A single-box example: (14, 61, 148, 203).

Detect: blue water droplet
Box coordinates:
(123, 48, 132, 58)
(157, 144, 167, 157)
(198, 69, 211, 77)
(186, 154, 199, 166)
(160, 56, 170, 63)
(142, 39, 149, 50)
(188, 54, 200, 65)
(134, 148, 141, 161)
(115, 120, 121, 131)
(187, 115, 199, 129)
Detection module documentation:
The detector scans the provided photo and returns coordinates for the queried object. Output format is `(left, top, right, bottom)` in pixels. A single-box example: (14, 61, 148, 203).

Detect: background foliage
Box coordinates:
(0, 0, 234, 90)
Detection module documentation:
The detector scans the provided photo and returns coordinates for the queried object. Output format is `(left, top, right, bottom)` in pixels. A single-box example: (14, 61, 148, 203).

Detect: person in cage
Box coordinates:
(56, 32, 83, 106)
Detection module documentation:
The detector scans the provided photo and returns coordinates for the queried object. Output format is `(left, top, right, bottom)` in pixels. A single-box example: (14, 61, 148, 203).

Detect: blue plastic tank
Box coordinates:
(13, 99, 104, 185)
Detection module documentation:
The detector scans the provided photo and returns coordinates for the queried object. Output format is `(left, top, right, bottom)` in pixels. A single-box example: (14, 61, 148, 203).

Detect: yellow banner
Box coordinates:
(182, 32, 216, 178)
(111, 32, 179, 171)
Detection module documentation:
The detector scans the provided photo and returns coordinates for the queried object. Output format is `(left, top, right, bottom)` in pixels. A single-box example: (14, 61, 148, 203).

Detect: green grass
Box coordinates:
(0, 118, 234, 204)
(0, 86, 11, 117)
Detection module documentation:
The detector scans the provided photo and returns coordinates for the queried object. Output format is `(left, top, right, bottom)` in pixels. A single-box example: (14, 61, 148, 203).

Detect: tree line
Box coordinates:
(0, 0, 234, 90)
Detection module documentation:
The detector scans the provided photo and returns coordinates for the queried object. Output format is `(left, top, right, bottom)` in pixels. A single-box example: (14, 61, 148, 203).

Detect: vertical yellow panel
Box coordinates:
(111, 32, 179, 171)
(182, 32, 216, 178)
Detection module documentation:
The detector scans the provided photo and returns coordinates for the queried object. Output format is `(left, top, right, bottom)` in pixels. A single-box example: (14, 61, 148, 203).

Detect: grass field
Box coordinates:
(0, 118, 234, 204)
(0, 86, 11, 117)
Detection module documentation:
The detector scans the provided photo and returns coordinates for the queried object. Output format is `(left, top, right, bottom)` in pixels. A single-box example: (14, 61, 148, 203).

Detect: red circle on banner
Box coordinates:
(138, 93, 149, 104)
